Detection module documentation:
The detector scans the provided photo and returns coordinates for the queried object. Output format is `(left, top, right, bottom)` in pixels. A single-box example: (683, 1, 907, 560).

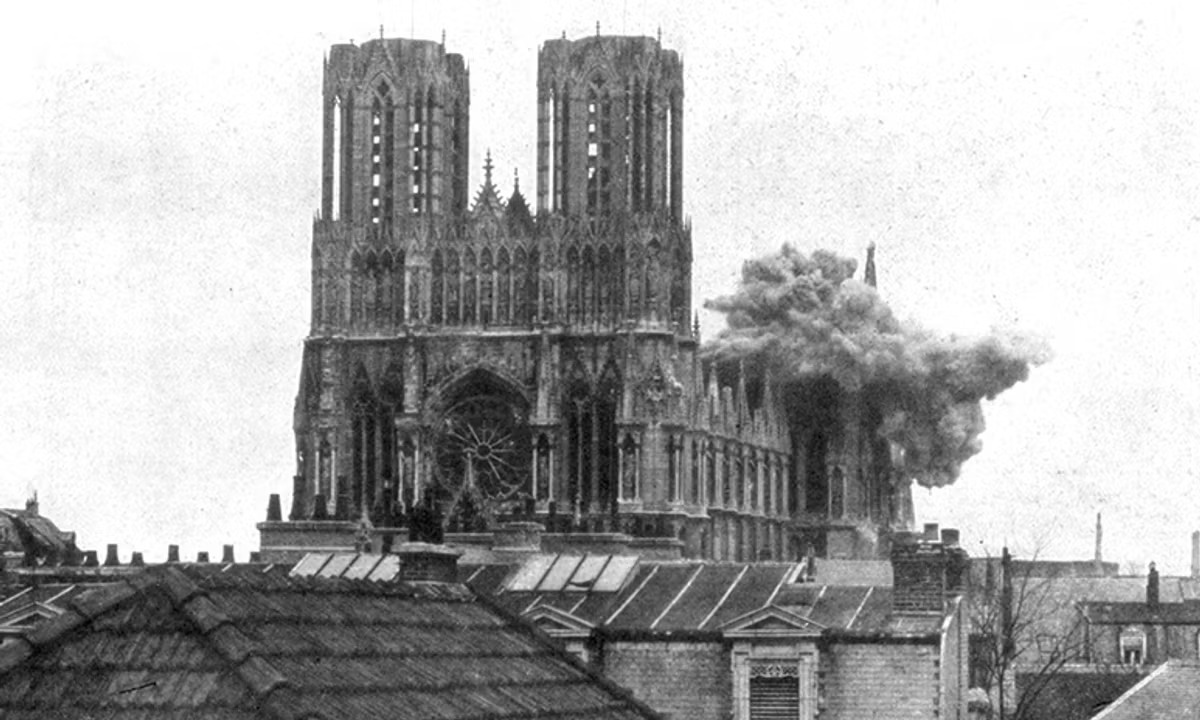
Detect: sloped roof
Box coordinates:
(0, 508, 79, 562)
(1090, 661, 1200, 719)
(0, 565, 661, 720)
(294, 553, 949, 639)
(1082, 600, 1200, 625)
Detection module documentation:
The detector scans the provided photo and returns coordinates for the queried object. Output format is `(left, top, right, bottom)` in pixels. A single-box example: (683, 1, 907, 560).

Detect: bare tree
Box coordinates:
(968, 548, 1131, 720)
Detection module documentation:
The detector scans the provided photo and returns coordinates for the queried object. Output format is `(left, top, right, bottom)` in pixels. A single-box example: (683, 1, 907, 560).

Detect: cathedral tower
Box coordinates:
(265, 30, 903, 564)
(321, 38, 469, 226)
(537, 34, 683, 222)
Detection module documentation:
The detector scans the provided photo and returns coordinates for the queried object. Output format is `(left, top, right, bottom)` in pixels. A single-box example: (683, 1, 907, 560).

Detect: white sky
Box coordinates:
(2, 1, 1198, 572)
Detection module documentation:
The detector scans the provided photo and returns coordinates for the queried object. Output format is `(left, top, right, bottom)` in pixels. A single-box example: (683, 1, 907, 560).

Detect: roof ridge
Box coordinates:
(163, 567, 298, 716)
(1089, 661, 1169, 720)
(0, 571, 155, 675)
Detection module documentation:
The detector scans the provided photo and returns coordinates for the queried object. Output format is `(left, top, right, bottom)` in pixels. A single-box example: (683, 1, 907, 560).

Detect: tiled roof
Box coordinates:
(1090, 661, 1200, 719)
(0, 565, 661, 719)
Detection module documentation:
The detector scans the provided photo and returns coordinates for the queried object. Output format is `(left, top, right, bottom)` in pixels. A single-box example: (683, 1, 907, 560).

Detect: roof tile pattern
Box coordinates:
(0, 565, 660, 719)
(1091, 661, 1200, 719)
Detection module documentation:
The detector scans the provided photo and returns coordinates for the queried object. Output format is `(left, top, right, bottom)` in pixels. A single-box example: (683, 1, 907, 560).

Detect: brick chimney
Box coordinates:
(397, 542, 462, 583)
(1147, 562, 1160, 609)
(266, 494, 282, 522)
(890, 524, 969, 615)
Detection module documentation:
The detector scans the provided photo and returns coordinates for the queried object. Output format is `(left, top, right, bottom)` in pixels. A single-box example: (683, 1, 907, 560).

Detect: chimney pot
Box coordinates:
(130, 552, 145, 567)
(222, 545, 235, 563)
(83, 550, 99, 567)
(266, 494, 282, 522)
(196, 551, 210, 563)
(249, 551, 263, 563)
(940, 528, 960, 547)
(923, 523, 940, 542)
(167, 544, 180, 563)
(103, 544, 120, 567)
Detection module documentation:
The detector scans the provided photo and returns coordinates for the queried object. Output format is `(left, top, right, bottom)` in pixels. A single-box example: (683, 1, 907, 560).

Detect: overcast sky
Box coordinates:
(3, 1, 1199, 572)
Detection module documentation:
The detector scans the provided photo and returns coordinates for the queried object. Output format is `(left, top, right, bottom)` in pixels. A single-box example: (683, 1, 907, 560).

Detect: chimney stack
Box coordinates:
(1148, 562, 1160, 608)
(103, 544, 120, 567)
(397, 542, 462, 583)
(288, 475, 306, 520)
(266, 494, 282, 522)
(167, 544, 180, 563)
(83, 550, 98, 567)
(196, 551, 210, 563)
(222, 545, 235, 563)
(891, 526, 968, 615)
(130, 552, 145, 567)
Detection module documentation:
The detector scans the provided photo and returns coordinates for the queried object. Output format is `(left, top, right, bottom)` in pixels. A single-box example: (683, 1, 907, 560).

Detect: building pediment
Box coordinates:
(721, 605, 824, 639)
(524, 605, 595, 638)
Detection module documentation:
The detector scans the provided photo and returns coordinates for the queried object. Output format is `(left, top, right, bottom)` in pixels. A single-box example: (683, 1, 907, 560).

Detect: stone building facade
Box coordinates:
(262, 32, 912, 563)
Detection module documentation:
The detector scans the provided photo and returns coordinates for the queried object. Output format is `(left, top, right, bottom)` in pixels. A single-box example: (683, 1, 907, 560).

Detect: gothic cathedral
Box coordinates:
(261, 32, 913, 562)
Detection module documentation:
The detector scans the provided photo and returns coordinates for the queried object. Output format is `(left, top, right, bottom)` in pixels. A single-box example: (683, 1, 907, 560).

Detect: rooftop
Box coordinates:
(0, 564, 660, 720)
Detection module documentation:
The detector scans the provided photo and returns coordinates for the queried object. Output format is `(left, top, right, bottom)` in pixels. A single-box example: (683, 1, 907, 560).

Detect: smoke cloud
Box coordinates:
(704, 245, 1050, 488)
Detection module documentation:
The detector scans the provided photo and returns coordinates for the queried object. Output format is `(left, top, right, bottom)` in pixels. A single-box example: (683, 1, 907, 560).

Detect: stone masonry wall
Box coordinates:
(823, 642, 940, 720)
(601, 640, 729, 720)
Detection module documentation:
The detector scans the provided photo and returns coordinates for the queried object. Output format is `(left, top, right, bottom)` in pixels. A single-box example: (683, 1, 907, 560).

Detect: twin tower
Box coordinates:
(264, 32, 905, 563)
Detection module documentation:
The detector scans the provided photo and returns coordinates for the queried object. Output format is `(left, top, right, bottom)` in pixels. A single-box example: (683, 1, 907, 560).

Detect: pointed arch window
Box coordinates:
(497, 248, 512, 325)
(463, 250, 477, 325)
(690, 439, 700, 504)
(445, 250, 460, 325)
(431, 250, 444, 325)
(597, 246, 612, 324)
(513, 247, 528, 324)
(330, 95, 344, 221)
(479, 248, 494, 326)
(410, 89, 426, 213)
(370, 83, 394, 225)
(581, 246, 595, 324)
(350, 251, 365, 327)
(586, 78, 613, 218)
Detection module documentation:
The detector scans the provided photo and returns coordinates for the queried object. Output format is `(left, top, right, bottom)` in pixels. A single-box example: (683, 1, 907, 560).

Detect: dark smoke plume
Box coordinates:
(704, 245, 1049, 488)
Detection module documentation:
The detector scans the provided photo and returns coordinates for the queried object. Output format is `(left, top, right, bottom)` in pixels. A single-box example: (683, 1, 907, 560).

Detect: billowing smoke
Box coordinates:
(704, 245, 1049, 488)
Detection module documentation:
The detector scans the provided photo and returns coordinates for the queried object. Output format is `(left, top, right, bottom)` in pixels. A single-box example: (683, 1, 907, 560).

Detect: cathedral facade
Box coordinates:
(261, 32, 912, 562)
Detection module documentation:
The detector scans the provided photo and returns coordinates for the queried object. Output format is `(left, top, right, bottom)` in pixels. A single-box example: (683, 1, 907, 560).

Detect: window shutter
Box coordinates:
(749, 663, 800, 720)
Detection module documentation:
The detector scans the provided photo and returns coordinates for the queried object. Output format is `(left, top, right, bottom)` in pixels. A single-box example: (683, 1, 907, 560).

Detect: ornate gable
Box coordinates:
(721, 605, 825, 639)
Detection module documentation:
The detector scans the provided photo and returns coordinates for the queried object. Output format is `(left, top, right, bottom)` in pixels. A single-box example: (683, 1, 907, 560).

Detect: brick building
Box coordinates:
(262, 29, 915, 564)
(295, 525, 971, 719)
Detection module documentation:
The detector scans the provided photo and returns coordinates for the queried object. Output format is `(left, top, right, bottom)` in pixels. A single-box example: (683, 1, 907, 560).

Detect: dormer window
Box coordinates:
(1119, 626, 1146, 665)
